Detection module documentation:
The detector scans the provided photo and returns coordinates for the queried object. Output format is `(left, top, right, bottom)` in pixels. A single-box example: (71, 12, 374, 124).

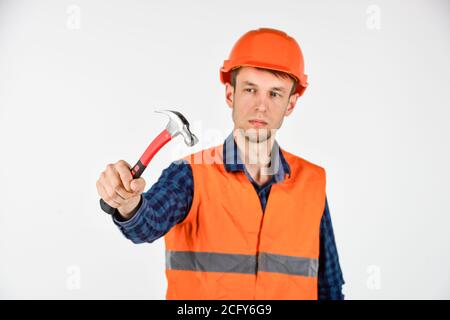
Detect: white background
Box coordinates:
(1, 0, 449, 299)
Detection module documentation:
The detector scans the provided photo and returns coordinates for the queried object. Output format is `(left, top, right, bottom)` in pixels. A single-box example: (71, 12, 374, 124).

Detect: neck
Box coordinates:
(233, 128, 277, 185)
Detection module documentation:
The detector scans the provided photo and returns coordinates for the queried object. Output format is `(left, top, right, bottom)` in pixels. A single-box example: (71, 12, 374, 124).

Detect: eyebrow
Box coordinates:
(242, 80, 287, 92)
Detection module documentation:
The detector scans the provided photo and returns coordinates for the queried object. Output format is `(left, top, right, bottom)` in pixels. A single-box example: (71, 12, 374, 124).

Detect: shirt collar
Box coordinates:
(222, 132, 291, 183)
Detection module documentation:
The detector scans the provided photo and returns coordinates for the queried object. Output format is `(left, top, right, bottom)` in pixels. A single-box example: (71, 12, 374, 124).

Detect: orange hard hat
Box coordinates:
(220, 28, 308, 96)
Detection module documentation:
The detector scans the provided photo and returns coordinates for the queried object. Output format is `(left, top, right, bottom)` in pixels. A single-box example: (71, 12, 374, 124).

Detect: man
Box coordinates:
(96, 28, 345, 300)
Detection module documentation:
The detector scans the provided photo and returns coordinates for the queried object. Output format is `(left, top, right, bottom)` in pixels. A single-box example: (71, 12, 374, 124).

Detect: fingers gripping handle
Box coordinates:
(99, 129, 173, 215)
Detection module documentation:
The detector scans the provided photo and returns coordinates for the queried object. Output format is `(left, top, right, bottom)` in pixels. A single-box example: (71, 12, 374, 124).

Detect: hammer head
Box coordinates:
(155, 110, 199, 147)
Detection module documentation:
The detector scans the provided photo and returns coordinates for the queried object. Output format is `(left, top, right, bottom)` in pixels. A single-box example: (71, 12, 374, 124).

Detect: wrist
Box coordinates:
(117, 195, 142, 220)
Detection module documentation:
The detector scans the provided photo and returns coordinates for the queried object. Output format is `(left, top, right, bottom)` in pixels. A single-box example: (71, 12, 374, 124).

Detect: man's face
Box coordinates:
(225, 67, 299, 143)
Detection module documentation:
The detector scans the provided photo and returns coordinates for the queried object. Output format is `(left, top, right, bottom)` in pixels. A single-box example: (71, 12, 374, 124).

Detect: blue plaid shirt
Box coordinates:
(113, 133, 345, 300)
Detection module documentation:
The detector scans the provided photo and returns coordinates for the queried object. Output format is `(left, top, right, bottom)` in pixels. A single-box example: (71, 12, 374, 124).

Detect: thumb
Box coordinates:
(130, 178, 146, 193)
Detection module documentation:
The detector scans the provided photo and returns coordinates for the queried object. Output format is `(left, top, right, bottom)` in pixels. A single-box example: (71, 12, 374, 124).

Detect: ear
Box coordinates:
(285, 93, 299, 117)
(225, 83, 234, 109)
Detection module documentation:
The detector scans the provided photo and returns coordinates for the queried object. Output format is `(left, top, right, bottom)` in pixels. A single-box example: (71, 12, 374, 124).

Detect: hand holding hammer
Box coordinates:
(96, 110, 198, 220)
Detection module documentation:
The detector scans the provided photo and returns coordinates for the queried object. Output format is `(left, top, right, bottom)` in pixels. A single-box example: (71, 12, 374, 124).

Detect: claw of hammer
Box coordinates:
(155, 110, 199, 147)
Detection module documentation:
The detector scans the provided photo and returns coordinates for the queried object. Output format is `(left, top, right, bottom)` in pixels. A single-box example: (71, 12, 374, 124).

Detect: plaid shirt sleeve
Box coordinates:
(318, 197, 346, 300)
(112, 160, 193, 244)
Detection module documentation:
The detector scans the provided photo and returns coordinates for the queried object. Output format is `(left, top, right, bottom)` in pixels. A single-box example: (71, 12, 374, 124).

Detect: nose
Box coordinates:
(254, 92, 268, 113)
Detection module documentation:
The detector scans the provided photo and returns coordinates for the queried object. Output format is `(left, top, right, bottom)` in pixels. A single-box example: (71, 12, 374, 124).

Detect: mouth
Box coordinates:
(248, 119, 268, 127)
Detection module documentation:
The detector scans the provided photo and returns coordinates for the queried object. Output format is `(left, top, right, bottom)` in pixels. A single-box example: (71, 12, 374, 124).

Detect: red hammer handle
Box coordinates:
(130, 129, 173, 177)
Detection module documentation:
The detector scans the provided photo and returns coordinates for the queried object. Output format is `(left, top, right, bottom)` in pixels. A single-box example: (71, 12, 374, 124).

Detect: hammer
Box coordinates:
(99, 110, 199, 215)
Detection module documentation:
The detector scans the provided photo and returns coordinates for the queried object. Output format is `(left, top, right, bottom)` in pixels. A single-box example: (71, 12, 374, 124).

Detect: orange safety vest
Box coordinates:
(164, 144, 326, 300)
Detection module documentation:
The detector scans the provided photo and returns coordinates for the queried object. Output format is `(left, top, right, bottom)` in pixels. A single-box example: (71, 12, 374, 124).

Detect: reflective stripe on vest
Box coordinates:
(166, 250, 318, 278)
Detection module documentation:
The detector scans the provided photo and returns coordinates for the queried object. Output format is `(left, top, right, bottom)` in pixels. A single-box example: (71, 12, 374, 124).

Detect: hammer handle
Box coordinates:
(99, 129, 173, 215)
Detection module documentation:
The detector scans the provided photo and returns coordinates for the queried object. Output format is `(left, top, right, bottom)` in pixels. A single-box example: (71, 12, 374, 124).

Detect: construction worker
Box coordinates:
(96, 28, 345, 300)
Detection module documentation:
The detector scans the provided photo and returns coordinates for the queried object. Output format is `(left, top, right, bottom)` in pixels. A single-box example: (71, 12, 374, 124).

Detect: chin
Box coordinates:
(244, 128, 273, 143)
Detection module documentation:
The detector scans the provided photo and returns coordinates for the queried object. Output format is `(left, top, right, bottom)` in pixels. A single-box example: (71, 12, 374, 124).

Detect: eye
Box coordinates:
(270, 91, 280, 98)
(245, 88, 255, 93)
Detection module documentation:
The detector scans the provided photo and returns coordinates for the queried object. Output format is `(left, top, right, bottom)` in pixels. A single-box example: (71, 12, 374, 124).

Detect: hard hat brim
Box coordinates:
(220, 61, 308, 96)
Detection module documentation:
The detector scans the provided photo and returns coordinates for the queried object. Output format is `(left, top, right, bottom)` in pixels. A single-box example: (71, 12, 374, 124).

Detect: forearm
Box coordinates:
(113, 195, 169, 244)
(317, 196, 345, 300)
(318, 285, 344, 300)
(112, 160, 193, 244)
